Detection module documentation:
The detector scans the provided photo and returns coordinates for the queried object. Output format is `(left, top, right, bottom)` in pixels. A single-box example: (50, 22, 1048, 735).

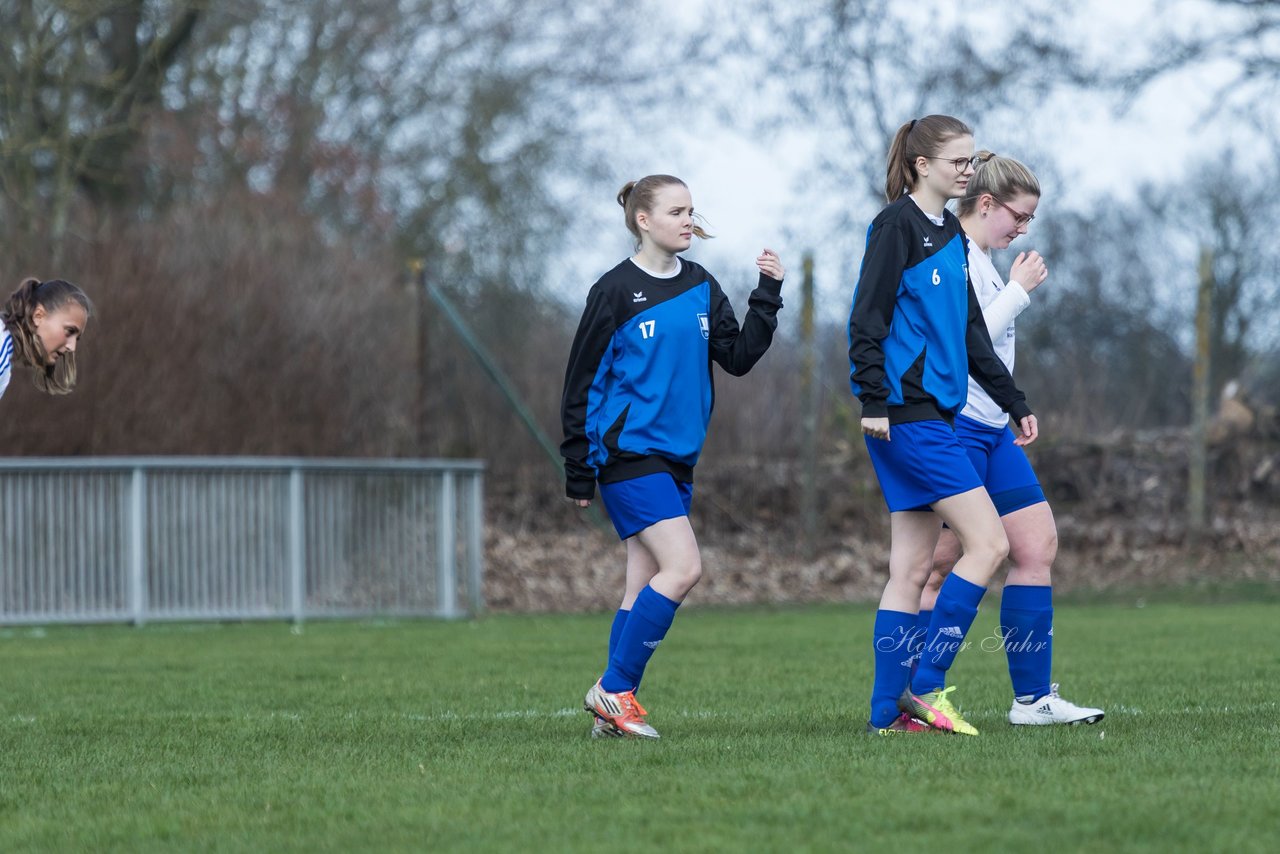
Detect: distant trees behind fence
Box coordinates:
(1, 1, 1277, 499)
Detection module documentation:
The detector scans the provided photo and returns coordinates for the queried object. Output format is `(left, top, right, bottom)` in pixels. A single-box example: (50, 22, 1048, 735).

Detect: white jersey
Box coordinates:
(962, 244, 1031, 428)
(0, 326, 13, 401)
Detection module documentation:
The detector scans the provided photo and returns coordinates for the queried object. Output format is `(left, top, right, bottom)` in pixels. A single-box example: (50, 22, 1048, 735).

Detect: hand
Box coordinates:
(756, 248, 785, 281)
(861, 416, 890, 441)
(571, 498, 591, 508)
(1013, 414, 1038, 446)
(1008, 251, 1048, 293)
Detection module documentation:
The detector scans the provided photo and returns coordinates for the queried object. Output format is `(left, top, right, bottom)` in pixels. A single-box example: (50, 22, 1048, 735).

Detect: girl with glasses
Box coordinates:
(848, 116, 1036, 735)
(915, 152, 1104, 727)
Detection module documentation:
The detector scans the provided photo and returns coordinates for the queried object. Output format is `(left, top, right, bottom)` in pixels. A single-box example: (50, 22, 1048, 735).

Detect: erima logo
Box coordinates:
(923, 236, 932, 248)
(697, 312, 709, 339)
(642, 640, 661, 649)
(938, 626, 964, 639)
(632, 292, 647, 303)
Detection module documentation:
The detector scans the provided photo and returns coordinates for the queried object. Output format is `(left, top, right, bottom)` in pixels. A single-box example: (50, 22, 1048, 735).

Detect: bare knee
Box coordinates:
(1008, 528, 1057, 586)
(923, 570, 945, 599)
(681, 556, 703, 590)
(659, 554, 702, 598)
(918, 569, 946, 611)
(890, 551, 934, 590)
(968, 530, 1010, 571)
(1035, 527, 1059, 568)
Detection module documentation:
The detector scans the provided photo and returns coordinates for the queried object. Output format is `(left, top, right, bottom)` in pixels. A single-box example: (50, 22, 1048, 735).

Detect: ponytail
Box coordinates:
(884, 122, 917, 204)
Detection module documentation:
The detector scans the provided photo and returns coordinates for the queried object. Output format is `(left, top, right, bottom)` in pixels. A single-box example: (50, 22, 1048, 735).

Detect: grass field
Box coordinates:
(2, 596, 1278, 852)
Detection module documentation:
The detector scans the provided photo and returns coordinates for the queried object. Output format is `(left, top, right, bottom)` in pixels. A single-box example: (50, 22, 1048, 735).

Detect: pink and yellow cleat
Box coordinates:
(865, 713, 934, 735)
(899, 685, 979, 736)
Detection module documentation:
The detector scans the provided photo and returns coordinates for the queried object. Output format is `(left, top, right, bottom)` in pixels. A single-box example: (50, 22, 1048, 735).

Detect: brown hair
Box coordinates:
(884, 115, 974, 203)
(1, 277, 93, 395)
(956, 151, 1041, 216)
(617, 175, 713, 250)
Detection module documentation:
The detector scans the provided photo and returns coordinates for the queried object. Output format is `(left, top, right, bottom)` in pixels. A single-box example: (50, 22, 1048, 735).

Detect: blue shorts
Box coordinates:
(953, 414, 1046, 516)
(864, 420, 983, 513)
(598, 472, 694, 540)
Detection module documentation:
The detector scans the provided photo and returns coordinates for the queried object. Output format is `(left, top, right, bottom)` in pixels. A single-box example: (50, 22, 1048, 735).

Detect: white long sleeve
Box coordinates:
(961, 246, 1032, 428)
(982, 279, 1030, 341)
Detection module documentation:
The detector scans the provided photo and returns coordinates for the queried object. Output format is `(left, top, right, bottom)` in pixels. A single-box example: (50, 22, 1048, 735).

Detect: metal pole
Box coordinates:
(1188, 246, 1213, 540)
(466, 472, 485, 615)
(129, 467, 147, 626)
(289, 467, 306, 623)
(799, 253, 819, 559)
(437, 471, 459, 618)
(409, 260, 431, 455)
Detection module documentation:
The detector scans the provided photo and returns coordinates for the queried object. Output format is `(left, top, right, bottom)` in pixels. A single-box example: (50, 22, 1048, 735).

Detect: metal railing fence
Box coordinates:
(0, 457, 483, 625)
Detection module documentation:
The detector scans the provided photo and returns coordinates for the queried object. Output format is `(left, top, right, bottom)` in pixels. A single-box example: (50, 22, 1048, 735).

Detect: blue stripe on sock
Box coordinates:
(871, 609, 917, 728)
(1001, 585, 1053, 699)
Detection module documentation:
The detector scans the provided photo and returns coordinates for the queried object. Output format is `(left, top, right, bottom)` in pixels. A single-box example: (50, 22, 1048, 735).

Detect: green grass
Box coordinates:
(2, 600, 1278, 852)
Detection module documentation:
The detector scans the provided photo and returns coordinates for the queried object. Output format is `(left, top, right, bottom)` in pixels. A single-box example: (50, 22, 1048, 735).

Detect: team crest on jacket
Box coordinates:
(697, 312, 709, 339)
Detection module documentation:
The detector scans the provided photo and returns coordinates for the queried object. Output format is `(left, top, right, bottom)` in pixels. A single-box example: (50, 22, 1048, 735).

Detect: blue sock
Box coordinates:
(607, 608, 629, 668)
(600, 586, 679, 693)
(1001, 585, 1053, 700)
(870, 609, 917, 728)
(908, 609, 932, 680)
(912, 575, 987, 695)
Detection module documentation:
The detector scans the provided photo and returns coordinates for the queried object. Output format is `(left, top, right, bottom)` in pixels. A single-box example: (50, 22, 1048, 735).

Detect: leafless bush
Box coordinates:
(0, 190, 415, 456)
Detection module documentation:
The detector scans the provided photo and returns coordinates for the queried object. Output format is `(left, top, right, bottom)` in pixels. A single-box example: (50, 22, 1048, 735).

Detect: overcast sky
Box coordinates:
(550, 0, 1261, 317)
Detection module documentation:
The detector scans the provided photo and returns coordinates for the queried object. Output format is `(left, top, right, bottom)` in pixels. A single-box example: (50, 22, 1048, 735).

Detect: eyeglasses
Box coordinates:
(993, 198, 1036, 227)
(926, 155, 982, 173)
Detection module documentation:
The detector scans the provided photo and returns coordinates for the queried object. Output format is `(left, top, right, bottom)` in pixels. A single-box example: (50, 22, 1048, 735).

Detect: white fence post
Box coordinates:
(289, 467, 305, 624)
(466, 472, 484, 614)
(129, 467, 147, 626)
(436, 471, 458, 618)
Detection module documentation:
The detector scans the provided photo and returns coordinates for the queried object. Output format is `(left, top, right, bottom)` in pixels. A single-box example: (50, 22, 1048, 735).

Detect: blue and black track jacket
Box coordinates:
(848, 196, 1031, 425)
(560, 258, 784, 500)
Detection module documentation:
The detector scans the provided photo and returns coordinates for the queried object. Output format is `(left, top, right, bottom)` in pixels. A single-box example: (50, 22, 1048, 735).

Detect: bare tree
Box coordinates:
(1112, 0, 1280, 128)
(0, 0, 201, 253)
(1011, 206, 1193, 432)
(736, 1, 1079, 212)
(1139, 153, 1280, 402)
(0, 1, 720, 469)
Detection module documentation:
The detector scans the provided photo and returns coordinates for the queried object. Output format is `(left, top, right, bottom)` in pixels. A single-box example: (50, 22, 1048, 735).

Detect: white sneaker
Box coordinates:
(1009, 683, 1104, 726)
(584, 680, 660, 739)
(590, 715, 624, 739)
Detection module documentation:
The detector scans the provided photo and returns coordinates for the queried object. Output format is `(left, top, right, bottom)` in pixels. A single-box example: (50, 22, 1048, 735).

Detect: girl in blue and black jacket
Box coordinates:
(561, 174, 784, 739)
(849, 116, 1038, 737)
